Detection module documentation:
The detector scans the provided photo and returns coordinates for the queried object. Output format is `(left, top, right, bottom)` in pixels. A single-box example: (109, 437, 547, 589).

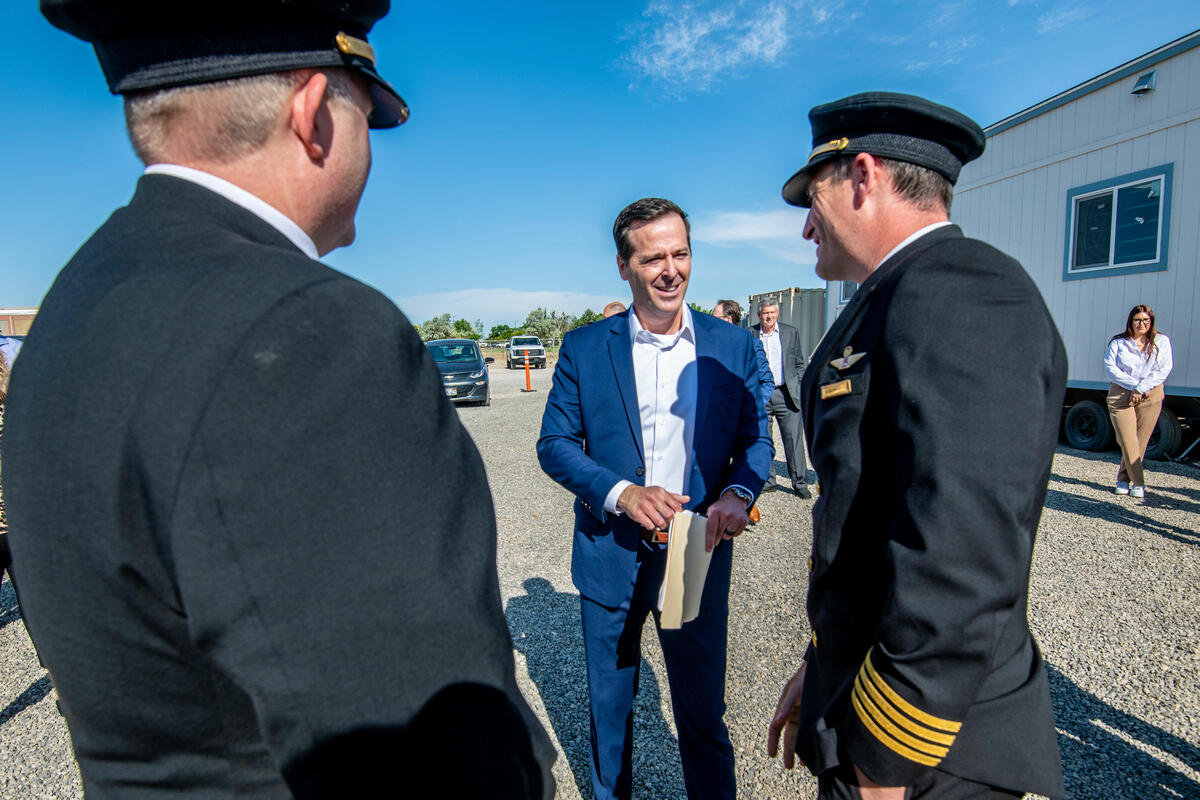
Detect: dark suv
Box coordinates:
(426, 339, 492, 406)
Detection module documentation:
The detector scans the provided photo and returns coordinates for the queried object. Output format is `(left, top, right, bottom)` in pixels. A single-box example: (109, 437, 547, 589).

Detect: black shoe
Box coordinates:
(763, 480, 778, 492)
(792, 483, 812, 499)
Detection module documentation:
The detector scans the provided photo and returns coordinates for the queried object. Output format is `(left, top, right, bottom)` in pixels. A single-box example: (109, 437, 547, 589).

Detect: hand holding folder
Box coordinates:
(657, 510, 714, 629)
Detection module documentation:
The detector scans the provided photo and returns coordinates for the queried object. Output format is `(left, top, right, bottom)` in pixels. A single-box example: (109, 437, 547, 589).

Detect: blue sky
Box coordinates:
(4, 2, 1199, 330)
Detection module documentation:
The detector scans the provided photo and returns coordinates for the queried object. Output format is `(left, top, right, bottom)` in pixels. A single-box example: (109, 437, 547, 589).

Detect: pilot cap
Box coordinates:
(40, 0, 409, 128)
(782, 91, 984, 207)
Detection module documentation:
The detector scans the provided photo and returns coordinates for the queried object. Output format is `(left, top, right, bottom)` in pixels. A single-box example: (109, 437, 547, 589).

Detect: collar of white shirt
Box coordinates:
(875, 220, 952, 270)
(144, 164, 320, 261)
(628, 304, 696, 348)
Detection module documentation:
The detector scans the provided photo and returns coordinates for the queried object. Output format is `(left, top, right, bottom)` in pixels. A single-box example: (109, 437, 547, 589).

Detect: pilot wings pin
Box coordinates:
(831, 346, 866, 371)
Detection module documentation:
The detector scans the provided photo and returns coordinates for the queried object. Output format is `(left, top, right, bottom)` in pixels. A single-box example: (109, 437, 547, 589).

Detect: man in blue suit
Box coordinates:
(538, 198, 773, 800)
(712, 299, 775, 410)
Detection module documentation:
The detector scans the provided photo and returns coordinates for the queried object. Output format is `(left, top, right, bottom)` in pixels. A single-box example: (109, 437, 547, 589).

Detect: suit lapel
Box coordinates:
(692, 315, 718, 440)
(805, 301, 857, 425)
(608, 316, 644, 462)
(803, 224, 963, 420)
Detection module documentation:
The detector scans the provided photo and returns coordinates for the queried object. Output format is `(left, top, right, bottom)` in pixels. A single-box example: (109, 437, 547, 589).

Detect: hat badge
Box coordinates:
(807, 136, 849, 164)
(335, 32, 376, 66)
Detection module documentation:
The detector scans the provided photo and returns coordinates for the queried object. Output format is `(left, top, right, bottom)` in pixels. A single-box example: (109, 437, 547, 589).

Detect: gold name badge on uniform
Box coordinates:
(831, 346, 866, 371)
(820, 379, 852, 399)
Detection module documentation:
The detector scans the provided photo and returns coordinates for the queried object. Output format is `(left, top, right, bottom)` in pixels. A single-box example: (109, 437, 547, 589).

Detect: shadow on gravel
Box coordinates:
(506, 577, 682, 799)
(1051, 472, 1200, 517)
(1043, 487, 1199, 546)
(1057, 444, 1200, 474)
(0, 576, 21, 631)
(0, 675, 52, 729)
(1047, 664, 1200, 798)
(1147, 482, 1200, 505)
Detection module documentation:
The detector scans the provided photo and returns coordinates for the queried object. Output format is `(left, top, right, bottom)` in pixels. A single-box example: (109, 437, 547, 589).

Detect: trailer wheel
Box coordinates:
(1063, 400, 1115, 451)
(1145, 410, 1182, 460)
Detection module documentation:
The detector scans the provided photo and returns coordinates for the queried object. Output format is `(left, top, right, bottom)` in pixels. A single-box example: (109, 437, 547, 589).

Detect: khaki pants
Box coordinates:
(1106, 383, 1164, 486)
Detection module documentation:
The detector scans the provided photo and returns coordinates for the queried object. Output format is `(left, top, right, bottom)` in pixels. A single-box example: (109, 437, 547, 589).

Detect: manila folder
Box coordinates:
(657, 510, 713, 629)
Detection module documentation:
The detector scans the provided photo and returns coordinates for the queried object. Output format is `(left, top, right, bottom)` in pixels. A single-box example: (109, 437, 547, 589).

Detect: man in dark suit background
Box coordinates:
(4, 3, 552, 797)
(538, 198, 772, 800)
(765, 93, 1066, 799)
(753, 299, 812, 498)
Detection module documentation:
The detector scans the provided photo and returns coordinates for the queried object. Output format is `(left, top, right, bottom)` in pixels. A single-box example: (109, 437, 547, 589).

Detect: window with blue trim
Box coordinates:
(839, 281, 858, 303)
(1064, 163, 1172, 280)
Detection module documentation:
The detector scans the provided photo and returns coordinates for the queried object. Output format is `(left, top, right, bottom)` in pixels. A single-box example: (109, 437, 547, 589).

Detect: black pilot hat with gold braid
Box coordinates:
(40, 0, 409, 129)
(782, 91, 985, 208)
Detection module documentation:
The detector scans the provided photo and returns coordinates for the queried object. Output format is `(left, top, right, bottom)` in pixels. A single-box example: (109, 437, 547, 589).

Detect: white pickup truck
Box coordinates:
(506, 335, 546, 369)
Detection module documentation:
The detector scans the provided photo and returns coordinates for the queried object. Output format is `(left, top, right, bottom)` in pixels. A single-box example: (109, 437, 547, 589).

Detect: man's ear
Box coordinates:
(851, 152, 879, 207)
(617, 254, 629, 281)
(290, 71, 331, 161)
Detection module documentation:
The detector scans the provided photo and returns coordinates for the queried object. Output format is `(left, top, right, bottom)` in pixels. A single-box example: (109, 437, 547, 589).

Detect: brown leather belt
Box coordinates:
(640, 529, 669, 544)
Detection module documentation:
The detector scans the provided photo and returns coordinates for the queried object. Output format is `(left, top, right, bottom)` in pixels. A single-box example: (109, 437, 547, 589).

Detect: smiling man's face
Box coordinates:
(618, 213, 691, 333)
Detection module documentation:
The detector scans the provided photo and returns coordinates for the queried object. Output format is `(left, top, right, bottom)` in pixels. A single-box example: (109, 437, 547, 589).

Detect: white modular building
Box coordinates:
(828, 29, 1200, 458)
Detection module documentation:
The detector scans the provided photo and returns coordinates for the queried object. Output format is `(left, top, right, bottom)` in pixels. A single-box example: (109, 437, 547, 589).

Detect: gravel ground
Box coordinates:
(2, 362, 1197, 799)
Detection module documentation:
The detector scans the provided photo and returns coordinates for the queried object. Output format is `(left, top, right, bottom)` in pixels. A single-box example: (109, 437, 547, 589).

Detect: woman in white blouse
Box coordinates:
(1104, 305, 1173, 498)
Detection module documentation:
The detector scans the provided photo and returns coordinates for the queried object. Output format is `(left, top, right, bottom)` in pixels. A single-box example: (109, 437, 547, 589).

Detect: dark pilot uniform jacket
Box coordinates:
(797, 224, 1066, 797)
(3, 174, 553, 799)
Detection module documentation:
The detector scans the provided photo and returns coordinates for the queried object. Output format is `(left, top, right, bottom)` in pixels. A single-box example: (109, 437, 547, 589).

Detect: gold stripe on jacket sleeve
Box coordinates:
(852, 675, 951, 758)
(855, 667, 957, 747)
(864, 651, 962, 733)
(850, 689, 942, 767)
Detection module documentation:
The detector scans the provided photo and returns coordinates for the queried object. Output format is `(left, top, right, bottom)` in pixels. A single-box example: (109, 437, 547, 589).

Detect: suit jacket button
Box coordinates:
(635, 466, 645, 477)
(811, 630, 819, 648)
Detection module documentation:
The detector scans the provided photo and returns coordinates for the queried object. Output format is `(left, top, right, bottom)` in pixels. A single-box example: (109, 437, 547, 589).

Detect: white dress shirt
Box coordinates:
(144, 164, 320, 260)
(1105, 334, 1173, 394)
(605, 307, 698, 513)
(604, 307, 755, 518)
(761, 326, 783, 386)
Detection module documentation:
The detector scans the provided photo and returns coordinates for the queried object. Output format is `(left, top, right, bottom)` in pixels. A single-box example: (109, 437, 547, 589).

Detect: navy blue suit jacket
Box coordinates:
(537, 309, 773, 608)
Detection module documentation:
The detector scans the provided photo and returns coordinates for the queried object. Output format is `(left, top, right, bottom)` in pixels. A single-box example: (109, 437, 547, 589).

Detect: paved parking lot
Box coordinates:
(3, 363, 1198, 798)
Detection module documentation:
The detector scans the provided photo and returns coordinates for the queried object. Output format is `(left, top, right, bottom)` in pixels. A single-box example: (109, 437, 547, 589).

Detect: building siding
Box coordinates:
(952, 34, 1200, 396)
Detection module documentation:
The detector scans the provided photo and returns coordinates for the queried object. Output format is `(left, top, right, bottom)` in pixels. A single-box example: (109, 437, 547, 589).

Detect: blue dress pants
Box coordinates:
(579, 539, 736, 800)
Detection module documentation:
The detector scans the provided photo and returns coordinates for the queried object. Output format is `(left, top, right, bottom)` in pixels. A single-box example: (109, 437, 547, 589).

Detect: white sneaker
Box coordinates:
(1115, 481, 1130, 495)
(1131, 485, 1145, 499)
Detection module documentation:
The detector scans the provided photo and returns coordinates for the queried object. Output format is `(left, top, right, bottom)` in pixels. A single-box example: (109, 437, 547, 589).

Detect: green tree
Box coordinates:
(488, 323, 518, 340)
(418, 313, 455, 341)
(453, 317, 480, 339)
(523, 307, 573, 341)
(571, 308, 603, 329)
(688, 301, 707, 314)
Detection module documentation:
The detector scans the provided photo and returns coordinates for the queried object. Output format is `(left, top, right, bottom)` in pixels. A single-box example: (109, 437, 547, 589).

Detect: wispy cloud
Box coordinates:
(693, 208, 814, 264)
(868, 32, 914, 48)
(1037, 6, 1090, 34)
(396, 288, 624, 329)
(905, 34, 979, 72)
(622, 1, 791, 93)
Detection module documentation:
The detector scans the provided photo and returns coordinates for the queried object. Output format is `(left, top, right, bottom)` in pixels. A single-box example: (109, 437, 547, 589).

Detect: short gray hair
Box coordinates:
(124, 69, 358, 165)
(757, 299, 779, 314)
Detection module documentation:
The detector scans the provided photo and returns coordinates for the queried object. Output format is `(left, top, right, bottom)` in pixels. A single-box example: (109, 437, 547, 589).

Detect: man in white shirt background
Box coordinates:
(539, 198, 773, 800)
(753, 299, 813, 498)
